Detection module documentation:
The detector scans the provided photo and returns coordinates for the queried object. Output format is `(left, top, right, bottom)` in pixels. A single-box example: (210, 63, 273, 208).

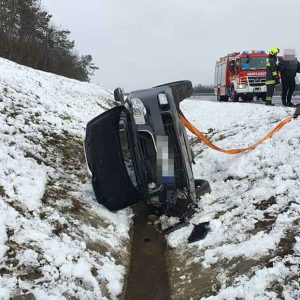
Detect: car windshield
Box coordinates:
(241, 57, 267, 70)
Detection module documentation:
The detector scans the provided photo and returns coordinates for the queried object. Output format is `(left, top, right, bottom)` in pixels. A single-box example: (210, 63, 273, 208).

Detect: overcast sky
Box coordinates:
(42, 0, 300, 91)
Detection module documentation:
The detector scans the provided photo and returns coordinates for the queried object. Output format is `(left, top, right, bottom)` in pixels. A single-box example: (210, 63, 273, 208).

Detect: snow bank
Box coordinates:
(0, 58, 131, 300)
(168, 100, 300, 299)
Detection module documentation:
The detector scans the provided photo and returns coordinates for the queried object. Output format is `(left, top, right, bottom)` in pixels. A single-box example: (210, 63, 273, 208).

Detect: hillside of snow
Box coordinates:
(2, 56, 300, 300)
(0, 58, 131, 300)
(168, 100, 300, 299)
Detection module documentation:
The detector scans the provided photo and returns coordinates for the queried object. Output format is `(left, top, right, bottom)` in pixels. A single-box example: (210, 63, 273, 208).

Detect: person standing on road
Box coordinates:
(278, 49, 300, 107)
(265, 47, 280, 106)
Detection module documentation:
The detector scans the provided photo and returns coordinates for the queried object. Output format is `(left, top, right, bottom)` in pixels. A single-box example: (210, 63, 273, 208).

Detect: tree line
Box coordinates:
(193, 84, 214, 94)
(0, 0, 98, 81)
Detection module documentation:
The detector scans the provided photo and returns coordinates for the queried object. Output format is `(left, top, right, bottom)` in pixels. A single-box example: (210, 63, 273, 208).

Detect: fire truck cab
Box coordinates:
(214, 50, 268, 102)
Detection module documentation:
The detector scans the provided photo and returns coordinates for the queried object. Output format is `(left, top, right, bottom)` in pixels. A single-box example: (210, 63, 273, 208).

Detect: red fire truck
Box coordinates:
(214, 50, 268, 102)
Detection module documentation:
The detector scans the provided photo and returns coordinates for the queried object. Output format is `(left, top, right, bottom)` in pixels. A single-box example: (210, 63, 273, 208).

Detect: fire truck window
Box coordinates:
(221, 63, 226, 86)
(219, 64, 223, 84)
(215, 65, 220, 85)
(241, 57, 267, 70)
(214, 65, 219, 85)
(243, 63, 250, 70)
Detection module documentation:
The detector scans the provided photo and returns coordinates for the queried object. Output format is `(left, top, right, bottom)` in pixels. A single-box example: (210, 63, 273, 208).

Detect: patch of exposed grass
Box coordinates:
(71, 198, 82, 212)
(91, 266, 98, 276)
(276, 230, 296, 258)
(246, 218, 276, 235)
(86, 241, 109, 255)
(6, 228, 14, 238)
(0, 267, 10, 276)
(12, 292, 36, 300)
(214, 205, 238, 219)
(24, 151, 47, 166)
(39, 212, 47, 220)
(18, 270, 43, 281)
(254, 196, 277, 210)
(7, 108, 22, 119)
(52, 221, 68, 236)
(59, 113, 72, 121)
(28, 112, 42, 125)
(41, 190, 49, 204)
(60, 206, 73, 214)
(0, 185, 5, 197)
(6, 201, 27, 217)
(59, 198, 83, 215)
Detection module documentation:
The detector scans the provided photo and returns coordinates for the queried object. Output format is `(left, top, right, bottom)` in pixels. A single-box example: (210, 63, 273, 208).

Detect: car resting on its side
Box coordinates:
(84, 80, 211, 239)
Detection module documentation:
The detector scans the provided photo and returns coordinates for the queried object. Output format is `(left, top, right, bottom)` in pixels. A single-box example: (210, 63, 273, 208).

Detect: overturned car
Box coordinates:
(84, 80, 210, 225)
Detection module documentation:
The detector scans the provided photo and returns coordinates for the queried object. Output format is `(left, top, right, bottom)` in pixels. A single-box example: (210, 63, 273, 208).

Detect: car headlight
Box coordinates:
(238, 84, 246, 89)
(130, 98, 145, 115)
(129, 98, 146, 124)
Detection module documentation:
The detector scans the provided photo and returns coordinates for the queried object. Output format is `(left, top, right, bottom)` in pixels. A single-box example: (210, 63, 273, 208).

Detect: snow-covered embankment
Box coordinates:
(0, 58, 131, 300)
(168, 100, 300, 299)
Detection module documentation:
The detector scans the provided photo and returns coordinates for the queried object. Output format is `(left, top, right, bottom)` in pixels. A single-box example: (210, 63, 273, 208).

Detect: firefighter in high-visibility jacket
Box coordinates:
(265, 47, 280, 106)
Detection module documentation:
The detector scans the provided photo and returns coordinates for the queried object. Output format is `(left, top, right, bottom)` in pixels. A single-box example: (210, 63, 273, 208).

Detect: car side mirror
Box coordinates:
(114, 88, 125, 104)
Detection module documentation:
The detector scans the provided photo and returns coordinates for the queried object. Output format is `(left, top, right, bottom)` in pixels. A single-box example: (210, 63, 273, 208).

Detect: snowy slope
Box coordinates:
(168, 100, 300, 299)
(0, 58, 131, 300)
(2, 57, 300, 299)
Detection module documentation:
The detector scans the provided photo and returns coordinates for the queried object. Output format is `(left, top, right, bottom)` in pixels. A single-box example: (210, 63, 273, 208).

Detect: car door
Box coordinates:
(84, 105, 148, 211)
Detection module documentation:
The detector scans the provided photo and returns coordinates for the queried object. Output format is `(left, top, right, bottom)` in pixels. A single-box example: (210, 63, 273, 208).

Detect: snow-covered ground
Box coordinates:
(168, 100, 300, 299)
(2, 57, 300, 300)
(0, 58, 131, 300)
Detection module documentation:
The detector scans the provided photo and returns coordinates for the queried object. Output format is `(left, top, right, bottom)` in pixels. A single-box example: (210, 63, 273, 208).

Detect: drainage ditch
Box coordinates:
(124, 201, 171, 300)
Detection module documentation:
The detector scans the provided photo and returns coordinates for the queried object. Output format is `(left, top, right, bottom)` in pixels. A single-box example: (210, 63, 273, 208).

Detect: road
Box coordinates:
(191, 95, 300, 106)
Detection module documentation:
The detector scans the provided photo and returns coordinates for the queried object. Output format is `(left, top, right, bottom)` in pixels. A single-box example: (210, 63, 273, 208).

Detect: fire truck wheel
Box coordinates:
(242, 94, 254, 102)
(217, 89, 229, 101)
(216, 87, 228, 101)
(230, 87, 239, 102)
(217, 95, 228, 102)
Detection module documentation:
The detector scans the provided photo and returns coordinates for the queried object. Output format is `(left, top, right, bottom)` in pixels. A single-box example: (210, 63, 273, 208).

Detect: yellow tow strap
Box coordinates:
(179, 109, 294, 155)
